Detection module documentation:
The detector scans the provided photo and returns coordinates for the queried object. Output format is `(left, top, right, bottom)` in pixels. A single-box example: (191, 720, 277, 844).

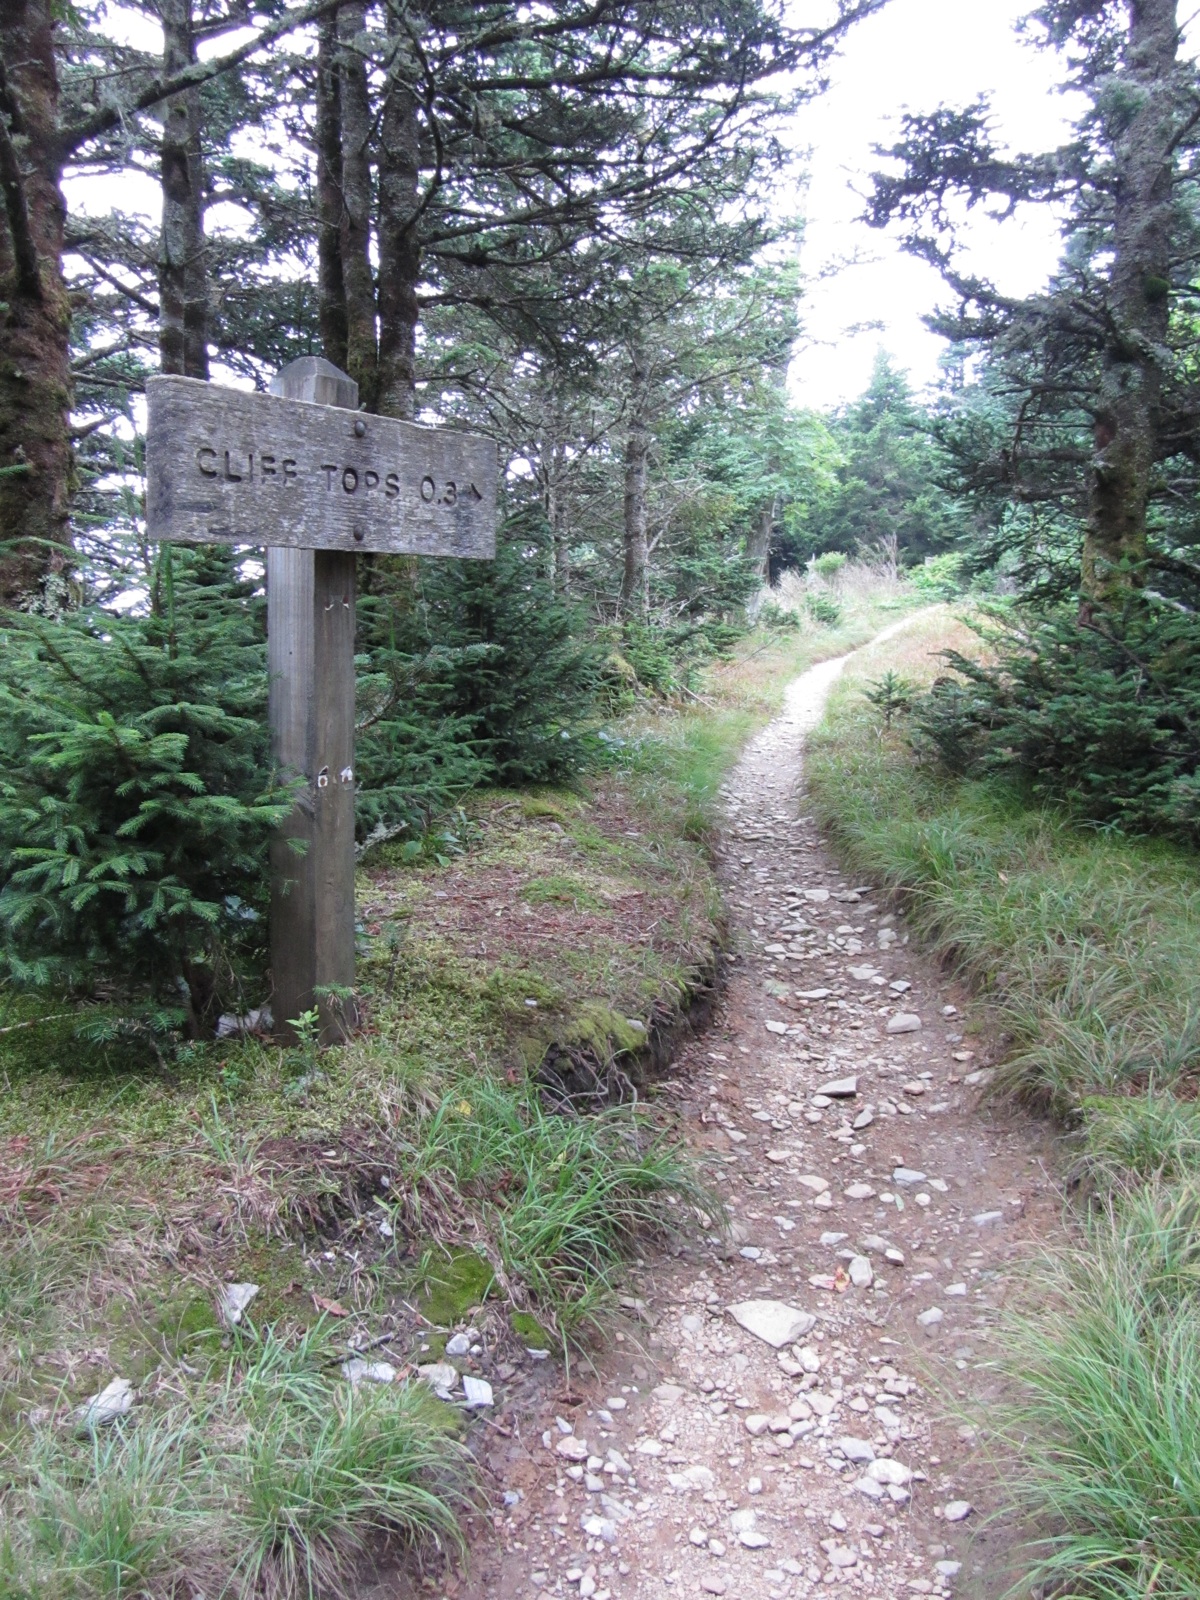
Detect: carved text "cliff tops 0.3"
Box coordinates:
(146, 375, 496, 558)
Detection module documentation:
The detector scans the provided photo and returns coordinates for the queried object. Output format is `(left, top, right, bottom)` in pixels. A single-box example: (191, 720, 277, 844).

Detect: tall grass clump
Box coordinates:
(398, 1075, 712, 1341)
(995, 1183, 1200, 1600)
(0, 1324, 474, 1600)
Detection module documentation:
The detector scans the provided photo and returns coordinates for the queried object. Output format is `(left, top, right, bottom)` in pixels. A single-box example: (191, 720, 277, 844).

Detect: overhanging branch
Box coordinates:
(58, 0, 344, 157)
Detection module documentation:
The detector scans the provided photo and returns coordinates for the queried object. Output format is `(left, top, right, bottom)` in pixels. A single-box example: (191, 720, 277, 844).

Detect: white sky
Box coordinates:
(786, 0, 1086, 412)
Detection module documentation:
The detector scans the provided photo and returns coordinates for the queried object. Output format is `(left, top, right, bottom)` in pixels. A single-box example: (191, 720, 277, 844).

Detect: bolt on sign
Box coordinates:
(145, 357, 498, 1044)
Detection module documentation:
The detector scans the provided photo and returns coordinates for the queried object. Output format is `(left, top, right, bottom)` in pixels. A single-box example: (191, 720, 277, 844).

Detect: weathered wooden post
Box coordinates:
(144, 357, 496, 1046)
(267, 358, 359, 1044)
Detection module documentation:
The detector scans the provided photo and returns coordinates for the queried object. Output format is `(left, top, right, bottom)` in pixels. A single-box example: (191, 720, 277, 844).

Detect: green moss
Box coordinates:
(509, 1311, 553, 1351)
(521, 875, 606, 912)
(154, 1293, 224, 1359)
(414, 1247, 496, 1327)
(517, 792, 580, 821)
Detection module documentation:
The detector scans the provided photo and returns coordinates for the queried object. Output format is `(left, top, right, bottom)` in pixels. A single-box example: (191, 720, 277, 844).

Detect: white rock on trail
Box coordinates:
(418, 1362, 459, 1396)
(893, 1167, 928, 1186)
(668, 1465, 716, 1491)
(838, 1436, 876, 1463)
(887, 1012, 923, 1034)
(341, 1359, 398, 1385)
(556, 1435, 589, 1461)
(816, 1075, 858, 1098)
(76, 1377, 134, 1432)
(218, 1282, 259, 1327)
(848, 1255, 874, 1288)
(944, 1500, 974, 1523)
(462, 1375, 494, 1408)
(727, 1300, 816, 1347)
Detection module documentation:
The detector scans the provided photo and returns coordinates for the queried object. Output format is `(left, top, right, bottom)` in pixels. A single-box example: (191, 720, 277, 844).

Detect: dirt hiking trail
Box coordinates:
(455, 626, 1061, 1600)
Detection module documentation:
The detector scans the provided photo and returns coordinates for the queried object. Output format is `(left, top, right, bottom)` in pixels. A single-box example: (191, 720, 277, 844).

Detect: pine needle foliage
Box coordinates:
(0, 547, 293, 1035)
(358, 509, 602, 831)
(912, 603, 1200, 843)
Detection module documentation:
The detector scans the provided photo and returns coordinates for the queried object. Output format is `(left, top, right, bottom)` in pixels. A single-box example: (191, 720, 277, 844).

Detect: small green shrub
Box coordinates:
(810, 551, 847, 582)
(804, 591, 842, 627)
(757, 601, 800, 631)
(912, 603, 1200, 845)
(0, 547, 292, 1035)
(863, 670, 915, 727)
(909, 551, 965, 599)
(357, 507, 602, 827)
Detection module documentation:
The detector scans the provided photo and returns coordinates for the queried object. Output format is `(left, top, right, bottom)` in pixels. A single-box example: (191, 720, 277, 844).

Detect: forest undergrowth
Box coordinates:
(0, 572, 908, 1599)
(808, 609, 1200, 1600)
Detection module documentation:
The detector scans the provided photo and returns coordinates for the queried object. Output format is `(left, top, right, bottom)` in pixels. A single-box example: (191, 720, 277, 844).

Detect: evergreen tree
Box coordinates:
(813, 353, 958, 566)
(867, 0, 1200, 610)
(0, 546, 291, 1034)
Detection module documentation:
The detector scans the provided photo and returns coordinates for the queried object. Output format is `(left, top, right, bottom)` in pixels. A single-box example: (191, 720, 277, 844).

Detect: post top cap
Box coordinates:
(271, 356, 358, 410)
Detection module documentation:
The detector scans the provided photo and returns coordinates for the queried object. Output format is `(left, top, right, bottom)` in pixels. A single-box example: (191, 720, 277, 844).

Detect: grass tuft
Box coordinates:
(397, 1075, 713, 1343)
(0, 1323, 474, 1600)
(994, 1184, 1200, 1600)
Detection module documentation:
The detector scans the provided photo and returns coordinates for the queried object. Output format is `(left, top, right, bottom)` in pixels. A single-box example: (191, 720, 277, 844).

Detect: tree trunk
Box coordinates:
(0, 0, 72, 607)
(377, 14, 420, 421)
(315, 7, 348, 371)
(1081, 0, 1178, 609)
(158, 0, 208, 379)
(747, 494, 775, 583)
(337, 2, 376, 403)
(621, 344, 649, 617)
(547, 438, 570, 592)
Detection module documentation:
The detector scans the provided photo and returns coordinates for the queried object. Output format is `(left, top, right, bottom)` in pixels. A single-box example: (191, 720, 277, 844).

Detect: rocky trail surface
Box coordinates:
(453, 635, 1061, 1600)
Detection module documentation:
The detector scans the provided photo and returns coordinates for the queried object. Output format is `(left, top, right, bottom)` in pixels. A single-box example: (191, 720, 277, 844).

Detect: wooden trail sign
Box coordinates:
(146, 371, 496, 557)
(144, 356, 498, 1044)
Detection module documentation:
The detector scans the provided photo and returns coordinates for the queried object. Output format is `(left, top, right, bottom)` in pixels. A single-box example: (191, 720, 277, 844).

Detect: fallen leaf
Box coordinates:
(311, 1294, 350, 1318)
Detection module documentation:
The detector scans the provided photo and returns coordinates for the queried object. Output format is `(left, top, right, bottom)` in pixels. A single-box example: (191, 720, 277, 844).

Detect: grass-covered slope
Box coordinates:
(807, 607, 1200, 1600)
(0, 585, 911, 1599)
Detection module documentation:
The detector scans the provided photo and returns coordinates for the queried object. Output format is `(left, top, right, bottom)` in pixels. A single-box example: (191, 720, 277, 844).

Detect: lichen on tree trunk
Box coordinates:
(158, 0, 209, 380)
(336, 2, 377, 405)
(1081, 0, 1179, 610)
(315, 8, 349, 372)
(747, 495, 775, 584)
(0, 0, 72, 607)
(621, 343, 650, 618)
(376, 12, 420, 423)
